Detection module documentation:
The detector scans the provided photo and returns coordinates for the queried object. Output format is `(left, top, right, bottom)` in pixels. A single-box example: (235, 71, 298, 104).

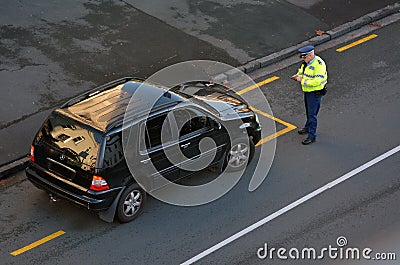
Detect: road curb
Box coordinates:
(0, 156, 29, 180)
(213, 2, 400, 81)
(1, 3, 399, 180)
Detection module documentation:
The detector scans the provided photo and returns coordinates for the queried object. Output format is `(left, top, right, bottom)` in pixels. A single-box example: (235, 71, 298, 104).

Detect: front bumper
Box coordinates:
(26, 163, 122, 211)
(253, 129, 262, 145)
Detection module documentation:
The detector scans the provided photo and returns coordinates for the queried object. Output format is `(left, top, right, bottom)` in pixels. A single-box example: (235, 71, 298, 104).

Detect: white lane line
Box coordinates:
(181, 145, 400, 265)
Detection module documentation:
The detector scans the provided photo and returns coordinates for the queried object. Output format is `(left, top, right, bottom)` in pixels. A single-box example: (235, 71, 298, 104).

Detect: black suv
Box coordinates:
(26, 77, 261, 223)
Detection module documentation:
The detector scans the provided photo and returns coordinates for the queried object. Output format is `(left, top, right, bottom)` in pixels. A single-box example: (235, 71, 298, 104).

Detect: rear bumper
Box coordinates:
(26, 163, 122, 211)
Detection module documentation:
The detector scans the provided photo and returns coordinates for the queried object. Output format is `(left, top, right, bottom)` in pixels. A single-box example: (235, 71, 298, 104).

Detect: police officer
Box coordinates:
(291, 45, 328, 145)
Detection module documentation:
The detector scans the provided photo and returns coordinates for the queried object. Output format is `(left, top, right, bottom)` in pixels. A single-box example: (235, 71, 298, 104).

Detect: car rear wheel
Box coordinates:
(117, 183, 146, 223)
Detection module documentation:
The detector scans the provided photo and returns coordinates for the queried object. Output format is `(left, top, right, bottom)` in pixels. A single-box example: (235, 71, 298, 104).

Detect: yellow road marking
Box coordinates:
(336, 34, 378, 52)
(234, 76, 297, 146)
(250, 107, 297, 146)
(236, 76, 279, 95)
(10, 230, 66, 256)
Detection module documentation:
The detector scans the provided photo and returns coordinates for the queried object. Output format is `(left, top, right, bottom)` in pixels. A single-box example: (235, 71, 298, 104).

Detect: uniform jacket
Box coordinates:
(296, 55, 328, 92)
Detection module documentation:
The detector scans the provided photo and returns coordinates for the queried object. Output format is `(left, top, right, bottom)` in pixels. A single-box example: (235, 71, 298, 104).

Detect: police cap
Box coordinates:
(298, 45, 315, 56)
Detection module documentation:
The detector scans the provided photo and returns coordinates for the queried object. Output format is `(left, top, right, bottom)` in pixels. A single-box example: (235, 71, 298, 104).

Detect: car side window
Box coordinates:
(172, 108, 210, 138)
(143, 113, 171, 149)
(103, 133, 124, 168)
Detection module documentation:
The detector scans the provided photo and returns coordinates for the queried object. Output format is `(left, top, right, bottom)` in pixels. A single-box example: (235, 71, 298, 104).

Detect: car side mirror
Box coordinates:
(212, 120, 222, 130)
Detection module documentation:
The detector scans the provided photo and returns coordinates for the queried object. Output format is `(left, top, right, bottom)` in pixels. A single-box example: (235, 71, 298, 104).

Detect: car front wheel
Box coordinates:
(224, 137, 255, 171)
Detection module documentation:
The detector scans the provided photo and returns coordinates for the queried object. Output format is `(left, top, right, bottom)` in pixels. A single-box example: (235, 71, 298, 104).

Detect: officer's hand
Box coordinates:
(291, 75, 302, 82)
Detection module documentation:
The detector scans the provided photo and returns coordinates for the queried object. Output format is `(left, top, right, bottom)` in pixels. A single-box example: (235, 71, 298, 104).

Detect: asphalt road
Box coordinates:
(0, 17, 399, 265)
(0, 0, 398, 165)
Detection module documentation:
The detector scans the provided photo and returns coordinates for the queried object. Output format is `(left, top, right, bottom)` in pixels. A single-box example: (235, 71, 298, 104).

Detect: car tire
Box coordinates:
(224, 137, 255, 172)
(117, 183, 146, 223)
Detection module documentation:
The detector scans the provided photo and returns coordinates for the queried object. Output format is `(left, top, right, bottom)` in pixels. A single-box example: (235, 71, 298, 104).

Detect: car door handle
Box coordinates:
(140, 158, 151, 164)
(180, 142, 191, 149)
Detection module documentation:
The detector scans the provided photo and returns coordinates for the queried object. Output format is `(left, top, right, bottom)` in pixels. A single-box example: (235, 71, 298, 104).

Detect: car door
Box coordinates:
(138, 113, 183, 188)
(172, 107, 227, 179)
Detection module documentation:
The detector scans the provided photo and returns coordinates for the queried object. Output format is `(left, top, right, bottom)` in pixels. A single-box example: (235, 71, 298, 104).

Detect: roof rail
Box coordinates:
(106, 101, 181, 131)
(60, 77, 141, 108)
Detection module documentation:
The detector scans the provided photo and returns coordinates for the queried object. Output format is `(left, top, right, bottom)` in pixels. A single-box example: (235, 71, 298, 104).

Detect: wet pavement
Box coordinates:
(299, 0, 398, 26)
(0, 0, 398, 165)
(1, 18, 399, 265)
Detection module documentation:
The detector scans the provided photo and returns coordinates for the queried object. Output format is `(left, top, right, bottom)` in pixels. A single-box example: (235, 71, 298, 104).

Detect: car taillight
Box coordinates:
(30, 145, 35, 162)
(90, 175, 110, 191)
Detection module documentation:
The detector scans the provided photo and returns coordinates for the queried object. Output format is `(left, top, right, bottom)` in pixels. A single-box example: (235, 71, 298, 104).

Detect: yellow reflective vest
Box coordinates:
(296, 56, 328, 92)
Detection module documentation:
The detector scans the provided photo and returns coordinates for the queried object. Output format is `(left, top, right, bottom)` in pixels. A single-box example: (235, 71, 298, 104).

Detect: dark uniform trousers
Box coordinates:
(304, 91, 322, 139)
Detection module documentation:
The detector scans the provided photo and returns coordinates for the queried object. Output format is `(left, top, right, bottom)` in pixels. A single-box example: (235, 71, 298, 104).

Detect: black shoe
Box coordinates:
(302, 138, 316, 145)
(298, 128, 308, 135)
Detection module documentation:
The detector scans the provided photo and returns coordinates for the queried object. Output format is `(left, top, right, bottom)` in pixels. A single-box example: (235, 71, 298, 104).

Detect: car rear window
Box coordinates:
(38, 113, 102, 169)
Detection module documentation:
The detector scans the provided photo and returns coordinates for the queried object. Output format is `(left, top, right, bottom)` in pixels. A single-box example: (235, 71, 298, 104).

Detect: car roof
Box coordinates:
(56, 78, 185, 132)
(170, 81, 251, 118)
